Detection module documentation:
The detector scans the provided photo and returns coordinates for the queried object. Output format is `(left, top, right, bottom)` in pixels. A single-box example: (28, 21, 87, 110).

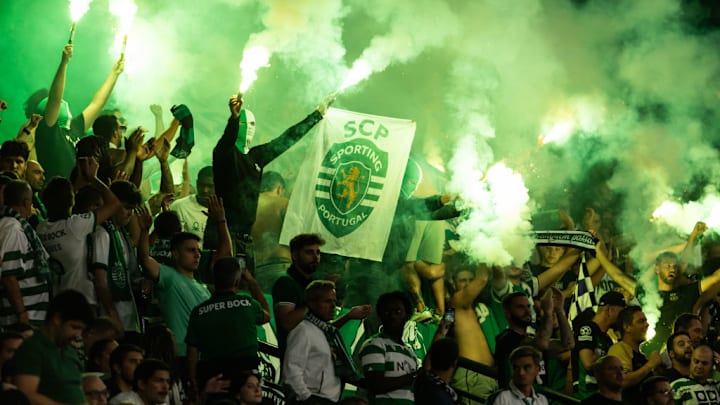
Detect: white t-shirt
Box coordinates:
(169, 195, 207, 246)
(37, 213, 96, 304)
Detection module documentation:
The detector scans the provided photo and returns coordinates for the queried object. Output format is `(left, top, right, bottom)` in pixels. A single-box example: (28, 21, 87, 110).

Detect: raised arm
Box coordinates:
(130, 137, 155, 188)
(595, 240, 637, 296)
(150, 104, 165, 138)
(548, 287, 574, 355)
(206, 196, 232, 261)
(680, 221, 707, 274)
(536, 249, 580, 291)
(44, 45, 73, 128)
(452, 264, 489, 309)
(700, 264, 720, 295)
(216, 96, 242, 150)
(534, 288, 555, 352)
(179, 158, 191, 198)
(404, 195, 461, 222)
(154, 137, 174, 194)
(137, 206, 161, 281)
(15, 114, 42, 160)
(242, 270, 270, 324)
(77, 157, 121, 225)
(114, 127, 144, 183)
(330, 304, 371, 329)
(81, 59, 124, 131)
(250, 94, 333, 167)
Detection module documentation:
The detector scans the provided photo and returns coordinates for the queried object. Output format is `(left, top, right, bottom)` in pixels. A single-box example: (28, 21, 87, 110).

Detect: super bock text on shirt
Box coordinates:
(196, 296, 254, 315)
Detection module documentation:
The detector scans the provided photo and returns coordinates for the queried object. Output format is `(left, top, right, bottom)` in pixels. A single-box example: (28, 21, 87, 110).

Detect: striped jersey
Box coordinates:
(0, 217, 50, 326)
(671, 377, 720, 405)
(359, 332, 419, 405)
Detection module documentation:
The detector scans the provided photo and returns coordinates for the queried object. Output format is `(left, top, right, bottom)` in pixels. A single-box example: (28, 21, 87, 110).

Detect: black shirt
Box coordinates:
(206, 111, 323, 248)
(494, 328, 530, 388)
(581, 392, 624, 405)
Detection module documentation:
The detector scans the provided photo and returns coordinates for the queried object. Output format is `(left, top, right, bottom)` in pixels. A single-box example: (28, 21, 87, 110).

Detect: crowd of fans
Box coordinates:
(1, 43, 720, 405)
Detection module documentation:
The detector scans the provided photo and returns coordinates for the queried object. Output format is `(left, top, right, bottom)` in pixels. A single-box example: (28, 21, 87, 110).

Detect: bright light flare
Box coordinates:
(538, 120, 575, 146)
(651, 192, 720, 232)
(109, 0, 138, 34)
(447, 135, 535, 267)
(538, 96, 606, 146)
(239, 46, 271, 93)
(68, 0, 93, 43)
(651, 200, 678, 222)
(108, 0, 137, 59)
(338, 59, 372, 92)
(645, 312, 657, 341)
(69, 0, 93, 21)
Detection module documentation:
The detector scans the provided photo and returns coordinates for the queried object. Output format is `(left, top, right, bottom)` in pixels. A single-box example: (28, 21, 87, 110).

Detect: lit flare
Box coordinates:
(338, 59, 372, 92)
(68, 0, 94, 44)
(239, 45, 271, 93)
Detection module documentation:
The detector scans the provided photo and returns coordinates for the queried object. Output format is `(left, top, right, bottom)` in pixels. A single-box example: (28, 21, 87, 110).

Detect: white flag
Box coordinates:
(279, 107, 416, 261)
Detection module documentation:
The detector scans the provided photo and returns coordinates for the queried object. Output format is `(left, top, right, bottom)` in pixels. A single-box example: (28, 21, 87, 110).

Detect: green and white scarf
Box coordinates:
(101, 221, 133, 301)
(1, 206, 50, 278)
(305, 312, 360, 382)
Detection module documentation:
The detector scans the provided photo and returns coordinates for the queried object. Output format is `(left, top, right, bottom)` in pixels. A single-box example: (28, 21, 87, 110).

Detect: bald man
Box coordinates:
(82, 373, 109, 405)
(671, 345, 719, 405)
(581, 356, 625, 405)
(25, 160, 47, 220)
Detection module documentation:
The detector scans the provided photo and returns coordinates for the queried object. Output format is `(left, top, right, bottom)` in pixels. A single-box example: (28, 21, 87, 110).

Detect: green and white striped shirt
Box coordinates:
(359, 331, 419, 405)
(671, 377, 720, 405)
(0, 217, 50, 326)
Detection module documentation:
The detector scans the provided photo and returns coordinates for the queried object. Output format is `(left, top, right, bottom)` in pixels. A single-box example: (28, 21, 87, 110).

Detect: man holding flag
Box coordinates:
(205, 93, 335, 270)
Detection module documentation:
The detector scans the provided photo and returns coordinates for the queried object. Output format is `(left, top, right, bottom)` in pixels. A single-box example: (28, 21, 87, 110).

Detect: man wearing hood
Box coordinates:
(206, 93, 334, 269)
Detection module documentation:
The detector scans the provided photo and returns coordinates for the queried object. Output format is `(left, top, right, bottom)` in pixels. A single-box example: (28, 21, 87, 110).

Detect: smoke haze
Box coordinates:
(1, 0, 720, 272)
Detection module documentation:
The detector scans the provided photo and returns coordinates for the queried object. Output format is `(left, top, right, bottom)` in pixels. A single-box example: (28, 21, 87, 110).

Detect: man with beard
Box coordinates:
(272, 233, 324, 357)
(671, 345, 720, 404)
(663, 332, 694, 381)
(596, 240, 720, 355)
(24, 160, 46, 221)
(572, 291, 627, 399)
(608, 306, 663, 402)
(10, 290, 95, 404)
(272, 233, 373, 357)
(169, 166, 214, 247)
(493, 291, 554, 388)
(673, 314, 706, 348)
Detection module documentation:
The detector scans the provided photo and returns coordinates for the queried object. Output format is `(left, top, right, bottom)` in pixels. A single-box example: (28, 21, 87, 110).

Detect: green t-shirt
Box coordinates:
(11, 332, 85, 404)
(185, 291, 264, 360)
(155, 264, 211, 356)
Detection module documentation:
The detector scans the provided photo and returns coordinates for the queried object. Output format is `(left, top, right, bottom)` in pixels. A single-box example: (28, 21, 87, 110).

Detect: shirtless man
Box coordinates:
(251, 171, 291, 291)
(445, 255, 497, 402)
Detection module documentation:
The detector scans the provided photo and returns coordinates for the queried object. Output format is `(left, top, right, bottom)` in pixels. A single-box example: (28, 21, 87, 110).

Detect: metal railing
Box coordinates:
(454, 356, 581, 404)
(258, 341, 580, 404)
